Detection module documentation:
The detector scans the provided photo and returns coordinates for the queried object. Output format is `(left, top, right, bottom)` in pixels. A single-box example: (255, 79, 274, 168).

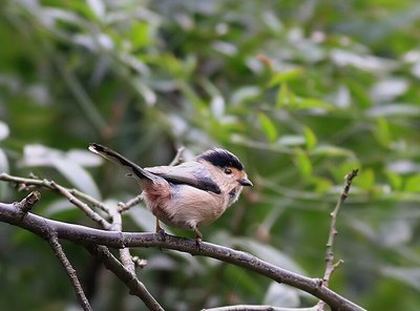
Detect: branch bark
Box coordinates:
(86, 245, 163, 311)
(317, 169, 358, 311)
(48, 234, 92, 311)
(0, 200, 365, 311)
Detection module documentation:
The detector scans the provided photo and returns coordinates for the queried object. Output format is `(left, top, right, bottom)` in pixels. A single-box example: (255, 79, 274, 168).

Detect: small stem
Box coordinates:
(87, 245, 164, 311)
(317, 169, 358, 311)
(48, 234, 92, 311)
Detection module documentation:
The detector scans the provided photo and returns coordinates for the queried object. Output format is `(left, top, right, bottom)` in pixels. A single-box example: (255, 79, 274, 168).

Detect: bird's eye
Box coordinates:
(224, 168, 232, 175)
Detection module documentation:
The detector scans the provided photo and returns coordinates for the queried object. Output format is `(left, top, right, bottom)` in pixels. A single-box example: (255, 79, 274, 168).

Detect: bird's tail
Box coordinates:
(88, 143, 155, 181)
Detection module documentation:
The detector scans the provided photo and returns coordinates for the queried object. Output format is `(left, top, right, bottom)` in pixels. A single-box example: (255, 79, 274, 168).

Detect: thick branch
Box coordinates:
(48, 234, 92, 311)
(0, 201, 365, 311)
(86, 245, 164, 311)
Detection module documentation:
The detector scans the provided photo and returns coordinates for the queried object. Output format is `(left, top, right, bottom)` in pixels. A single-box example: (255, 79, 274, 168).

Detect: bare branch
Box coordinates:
(203, 306, 317, 311)
(86, 245, 164, 311)
(0, 201, 366, 311)
(14, 191, 41, 215)
(0, 173, 112, 229)
(118, 193, 143, 213)
(48, 234, 92, 311)
(317, 169, 358, 311)
(169, 146, 185, 166)
(322, 169, 358, 286)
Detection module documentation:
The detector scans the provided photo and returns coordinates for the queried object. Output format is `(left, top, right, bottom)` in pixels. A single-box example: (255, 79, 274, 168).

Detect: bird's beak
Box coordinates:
(239, 178, 253, 187)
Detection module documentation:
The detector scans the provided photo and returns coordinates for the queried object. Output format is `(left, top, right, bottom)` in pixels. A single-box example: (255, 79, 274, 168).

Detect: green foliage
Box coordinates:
(1, 0, 420, 310)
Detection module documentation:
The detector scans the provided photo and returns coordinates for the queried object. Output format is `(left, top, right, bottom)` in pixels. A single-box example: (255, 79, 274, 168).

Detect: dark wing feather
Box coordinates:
(145, 162, 221, 194)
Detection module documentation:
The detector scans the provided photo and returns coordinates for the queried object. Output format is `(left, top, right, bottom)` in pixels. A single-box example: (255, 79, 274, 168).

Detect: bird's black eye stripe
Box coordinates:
(224, 167, 232, 174)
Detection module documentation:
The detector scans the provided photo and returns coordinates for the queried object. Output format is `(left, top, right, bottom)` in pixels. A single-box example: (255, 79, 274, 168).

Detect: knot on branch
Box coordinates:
(14, 191, 41, 217)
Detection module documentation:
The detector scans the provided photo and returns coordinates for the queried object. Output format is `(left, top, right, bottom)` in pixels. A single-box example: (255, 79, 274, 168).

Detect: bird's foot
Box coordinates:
(195, 236, 202, 248)
(157, 228, 166, 241)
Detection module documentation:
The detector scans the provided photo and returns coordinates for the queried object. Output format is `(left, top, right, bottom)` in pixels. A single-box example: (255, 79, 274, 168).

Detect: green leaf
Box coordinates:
(293, 96, 334, 110)
(355, 169, 375, 190)
(385, 171, 402, 190)
(303, 126, 317, 150)
(312, 145, 355, 157)
(269, 68, 303, 87)
(294, 148, 313, 178)
(404, 174, 420, 192)
(258, 113, 278, 142)
(131, 21, 151, 49)
(276, 84, 293, 107)
(374, 118, 392, 147)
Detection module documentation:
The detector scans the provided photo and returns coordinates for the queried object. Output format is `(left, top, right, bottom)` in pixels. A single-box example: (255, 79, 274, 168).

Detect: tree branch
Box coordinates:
(14, 190, 41, 215)
(0, 201, 366, 311)
(317, 169, 358, 311)
(86, 245, 164, 311)
(0, 173, 112, 229)
(48, 233, 92, 311)
(203, 306, 317, 311)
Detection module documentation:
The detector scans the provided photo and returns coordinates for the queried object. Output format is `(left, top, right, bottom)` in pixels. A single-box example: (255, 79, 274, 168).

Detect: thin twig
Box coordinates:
(118, 193, 143, 213)
(108, 204, 136, 273)
(203, 306, 317, 311)
(317, 169, 358, 311)
(69, 188, 111, 214)
(86, 245, 164, 311)
(0, 173, 112, 229)
(48, 234, 92, 311)
(0, 201, 366, 311)
(169, 146, 185, 166)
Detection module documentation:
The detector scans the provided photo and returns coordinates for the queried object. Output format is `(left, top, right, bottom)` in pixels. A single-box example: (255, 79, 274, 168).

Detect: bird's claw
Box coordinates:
(157, 228, 166, 241)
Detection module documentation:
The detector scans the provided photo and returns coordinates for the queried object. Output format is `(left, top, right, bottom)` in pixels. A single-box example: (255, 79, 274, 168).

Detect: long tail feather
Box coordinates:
(88, 143, 154, 181)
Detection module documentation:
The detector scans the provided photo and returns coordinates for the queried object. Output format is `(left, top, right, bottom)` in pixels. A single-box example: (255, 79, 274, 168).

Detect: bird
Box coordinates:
(88, 143, 252, 243)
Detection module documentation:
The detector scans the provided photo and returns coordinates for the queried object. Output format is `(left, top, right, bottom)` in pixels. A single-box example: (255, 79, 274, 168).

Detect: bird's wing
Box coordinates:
(145, 162, 221, 194)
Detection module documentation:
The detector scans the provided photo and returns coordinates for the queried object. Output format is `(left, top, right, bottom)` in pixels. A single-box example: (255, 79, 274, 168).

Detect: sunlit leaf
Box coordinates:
(276, 84, 293, 107)
(294, 148, 312, 178)
(231, 86, 261, 105)
(269, 68, 303, 87)
(374, 118, 392, 147)
(385, 171, 402, 190)
(354, 169, 375, 190)
(276, 135, 305, 147)
(303, 126, 317, 150)
(258, 113, 278, 142)
(131, 21, 151, 49)
(404, 174, 420, 192)
(312, 145, 355, 157)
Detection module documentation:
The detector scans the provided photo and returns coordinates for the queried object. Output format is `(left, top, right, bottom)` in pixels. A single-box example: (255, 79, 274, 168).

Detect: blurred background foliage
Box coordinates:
(1, 0, 420, 310)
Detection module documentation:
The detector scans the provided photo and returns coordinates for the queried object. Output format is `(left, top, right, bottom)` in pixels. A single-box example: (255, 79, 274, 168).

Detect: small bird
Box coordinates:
(88, 143, 253, 242)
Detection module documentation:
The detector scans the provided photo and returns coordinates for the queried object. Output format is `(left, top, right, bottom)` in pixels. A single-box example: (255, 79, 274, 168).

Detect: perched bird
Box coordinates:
(88, 143, 252, 242)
